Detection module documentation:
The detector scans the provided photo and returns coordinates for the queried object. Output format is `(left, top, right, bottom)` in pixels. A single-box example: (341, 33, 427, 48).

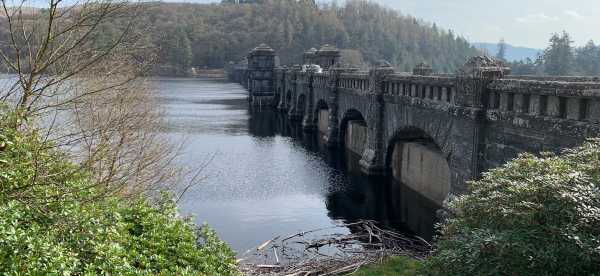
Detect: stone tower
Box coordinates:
(247, 44, 277, 106)
(315, 44, 341, 70)
(303, 48, 317, 65)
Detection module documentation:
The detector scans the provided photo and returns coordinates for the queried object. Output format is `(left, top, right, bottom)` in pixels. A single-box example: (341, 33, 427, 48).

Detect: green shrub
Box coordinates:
(354, 256, 423, 276)
(0, 111, 240, 275)
(427, 140, 600, 276)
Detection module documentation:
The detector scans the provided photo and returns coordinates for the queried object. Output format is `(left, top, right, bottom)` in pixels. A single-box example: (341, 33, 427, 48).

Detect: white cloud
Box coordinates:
(564, 10, 586, 20)
(515, 13, 559, 23)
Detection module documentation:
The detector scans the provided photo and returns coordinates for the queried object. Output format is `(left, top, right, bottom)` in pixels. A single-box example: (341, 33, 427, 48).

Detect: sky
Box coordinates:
(183, 0, 600, 49)
(372, 0, 599, 49)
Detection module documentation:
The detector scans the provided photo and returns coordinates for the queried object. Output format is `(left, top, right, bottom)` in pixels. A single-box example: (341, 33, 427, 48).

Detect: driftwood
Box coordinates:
(238, 220, 432, 275)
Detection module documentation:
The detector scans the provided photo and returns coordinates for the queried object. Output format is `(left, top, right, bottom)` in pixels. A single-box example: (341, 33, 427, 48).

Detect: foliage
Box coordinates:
(0, 0, 178, 195)
(508, 57, 539, 75)
(542, 31, 575, 76)
(0, 110, 240, 275)
(354, 256, 423, 276)
(574, 40, 600, 76)
(509, 32, 600, 76)
(426, 140, 600, 276)
(66, 0, 477, 74)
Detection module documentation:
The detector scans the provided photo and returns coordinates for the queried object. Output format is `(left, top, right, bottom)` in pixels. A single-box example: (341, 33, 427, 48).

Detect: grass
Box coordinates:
(354, 256, 423, 276)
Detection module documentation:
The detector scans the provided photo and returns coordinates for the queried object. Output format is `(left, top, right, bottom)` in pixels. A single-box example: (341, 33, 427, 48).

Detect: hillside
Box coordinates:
(139, 0, 479, 75)
(473, 42, 541, 61)
(0, 0, 479, 76)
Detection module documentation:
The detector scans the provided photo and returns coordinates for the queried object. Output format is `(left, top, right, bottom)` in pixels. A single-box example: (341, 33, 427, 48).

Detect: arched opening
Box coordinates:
(277, 87, 282, 103)
(286, 90, 292, 109)
(339, 109, 367, 161)
(297, 94, 307, 118)
(314, 100, 330, 136)
(385, 128, 451, 205)
(272, 94, 280, 109)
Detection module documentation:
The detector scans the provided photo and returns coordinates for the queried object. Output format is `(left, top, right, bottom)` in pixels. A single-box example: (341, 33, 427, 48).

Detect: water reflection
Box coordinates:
(159, 78, 438, 253)
(247, 107, 439, 240)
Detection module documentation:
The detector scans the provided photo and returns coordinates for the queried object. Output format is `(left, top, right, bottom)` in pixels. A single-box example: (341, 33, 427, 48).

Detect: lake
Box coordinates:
(153, 77, 439, 254)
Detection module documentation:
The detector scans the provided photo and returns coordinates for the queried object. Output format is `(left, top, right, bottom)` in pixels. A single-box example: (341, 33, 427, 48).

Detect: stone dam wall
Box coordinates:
(229, 44, 600, 202)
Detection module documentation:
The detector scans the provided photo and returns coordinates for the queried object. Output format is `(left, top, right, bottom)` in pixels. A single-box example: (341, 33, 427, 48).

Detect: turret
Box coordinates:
(315, 44, 341, 70)
(247, 44, 277, 106)
(303, 48, 317, 65)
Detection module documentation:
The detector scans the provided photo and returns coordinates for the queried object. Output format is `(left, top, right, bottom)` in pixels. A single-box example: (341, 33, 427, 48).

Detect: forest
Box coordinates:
(500, 32, 600, 76)
(1, 0, 597, 77)
(104, 0, 479, 75)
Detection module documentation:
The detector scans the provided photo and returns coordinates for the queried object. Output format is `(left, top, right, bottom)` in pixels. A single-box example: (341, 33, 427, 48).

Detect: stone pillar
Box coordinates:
(324, 67, 358, 147)
(530, 95, 543, 115)
(547, 96, 561, 117)
(360, 61, 395, 175)
(588, 100, 600, 122)
(302, 72, 317, 131)
(456, 56, 509, 192)
(566, 98, 581, 120)
(514, 94, 525, 113)
(277, 69, 288, 111)
(247, 44, 277, 107)
(287, 66, 302, 121)
(499, 92, 510, 111)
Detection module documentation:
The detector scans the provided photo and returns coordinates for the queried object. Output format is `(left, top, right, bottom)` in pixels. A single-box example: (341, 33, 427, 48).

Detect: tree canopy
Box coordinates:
(509, 32, 600, 76)
(109, 0, 478, 75)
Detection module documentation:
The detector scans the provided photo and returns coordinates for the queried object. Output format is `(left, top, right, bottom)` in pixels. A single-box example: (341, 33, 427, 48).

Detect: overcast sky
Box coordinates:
(183, 0, 599, 49)
(373, 0, 599, 49)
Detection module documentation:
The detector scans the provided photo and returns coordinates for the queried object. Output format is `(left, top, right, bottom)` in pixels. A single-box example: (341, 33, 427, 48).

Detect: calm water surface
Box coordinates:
(153, 77, 439, 254)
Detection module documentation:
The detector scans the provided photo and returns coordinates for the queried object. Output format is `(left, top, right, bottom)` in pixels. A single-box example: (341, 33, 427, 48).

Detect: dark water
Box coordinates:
(153, 77, 439, 254)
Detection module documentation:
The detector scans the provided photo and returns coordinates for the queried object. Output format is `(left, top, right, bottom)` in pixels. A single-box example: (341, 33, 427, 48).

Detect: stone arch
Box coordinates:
(272, 93, 280, 109)
(314, 100, 330, 134)
(285, 90, 292, 108)
(385, 127, 451, 205)
(297, 94, 307, 117)
(339, 109, 368, 158)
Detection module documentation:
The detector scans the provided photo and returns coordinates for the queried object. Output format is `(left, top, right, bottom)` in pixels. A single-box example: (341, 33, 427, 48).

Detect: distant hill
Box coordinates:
(133, 1, 479, 75)
(473, 42, 541, 62)
(0, 0, 479, 76)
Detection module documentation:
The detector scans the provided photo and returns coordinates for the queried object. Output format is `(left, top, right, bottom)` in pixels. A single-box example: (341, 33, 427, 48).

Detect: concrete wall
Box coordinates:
(391, 142, 451, 204)
(318, 109, 329, 134)
(345, 121, 368, 157)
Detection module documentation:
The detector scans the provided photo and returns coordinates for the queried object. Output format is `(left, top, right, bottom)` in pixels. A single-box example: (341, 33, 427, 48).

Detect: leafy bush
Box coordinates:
(427, 140, 600, 275)
(354, 256, 423, 276)
(0, 112, 240, 275)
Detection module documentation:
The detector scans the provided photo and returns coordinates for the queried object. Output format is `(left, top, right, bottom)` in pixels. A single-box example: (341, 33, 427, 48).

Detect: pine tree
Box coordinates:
(543, 31, 574, 76)
(167, 26, 193, 75)
(574, 40, 599, 76)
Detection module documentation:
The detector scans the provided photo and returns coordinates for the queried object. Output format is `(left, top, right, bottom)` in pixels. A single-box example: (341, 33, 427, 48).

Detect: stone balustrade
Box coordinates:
(487, 79, 600, 122)
(383, 75, 457, 105)
(338, 73, 370, 92)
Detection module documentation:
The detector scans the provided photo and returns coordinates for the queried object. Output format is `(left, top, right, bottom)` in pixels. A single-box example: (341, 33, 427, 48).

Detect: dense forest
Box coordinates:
(115, 0, 479, 75)
(4, 1, 596, 77)
(500, 32, 600, 76)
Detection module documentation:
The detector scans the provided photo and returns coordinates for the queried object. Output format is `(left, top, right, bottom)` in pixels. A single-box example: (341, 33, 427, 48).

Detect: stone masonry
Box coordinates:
(228, 44, 600, 197)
